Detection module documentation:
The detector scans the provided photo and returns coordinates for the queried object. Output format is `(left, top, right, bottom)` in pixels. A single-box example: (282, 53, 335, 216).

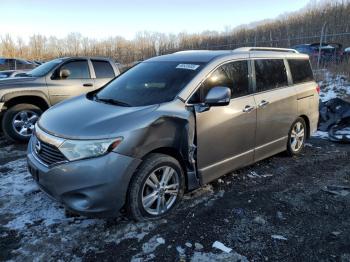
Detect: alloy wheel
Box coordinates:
(141, 166, 180, 216)
(290, 121, 305, 152)
(12, 110, 39, 137)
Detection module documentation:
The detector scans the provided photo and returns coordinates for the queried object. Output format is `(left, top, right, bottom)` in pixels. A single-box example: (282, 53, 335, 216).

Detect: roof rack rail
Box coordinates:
(234, 47, 299, 53)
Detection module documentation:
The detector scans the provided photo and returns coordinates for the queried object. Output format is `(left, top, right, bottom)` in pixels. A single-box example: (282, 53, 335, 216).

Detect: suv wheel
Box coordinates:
(2, 104, 42, 142)
(127, 153, 185, 221)
(287, 117, 307, 156)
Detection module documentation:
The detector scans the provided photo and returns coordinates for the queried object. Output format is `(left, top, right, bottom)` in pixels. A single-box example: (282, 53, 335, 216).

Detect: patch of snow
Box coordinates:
(1, 156, 161, 261)
(185, 242, 192, 248)
(156, 237, 165, 244)
(271, 234, 288, 241)
(176, 246, 185, 255)
(194, 242, 204, 250)
(1, 158, 67, 230)
(131, 235, 166, 261)
(318, 72, 350, 102)
(212, 241, 232, 253)
(312, 131, 329, 139)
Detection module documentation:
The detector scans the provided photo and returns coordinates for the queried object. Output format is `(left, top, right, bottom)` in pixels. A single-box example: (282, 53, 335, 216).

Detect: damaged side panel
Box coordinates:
(114, 99, 201, 191)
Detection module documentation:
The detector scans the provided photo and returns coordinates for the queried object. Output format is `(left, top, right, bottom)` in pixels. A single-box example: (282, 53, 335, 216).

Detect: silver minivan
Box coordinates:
(27, 48, 319, 220)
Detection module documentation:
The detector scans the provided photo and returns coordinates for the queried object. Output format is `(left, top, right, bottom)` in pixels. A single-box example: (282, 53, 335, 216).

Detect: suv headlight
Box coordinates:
(58, 137, 123, 161)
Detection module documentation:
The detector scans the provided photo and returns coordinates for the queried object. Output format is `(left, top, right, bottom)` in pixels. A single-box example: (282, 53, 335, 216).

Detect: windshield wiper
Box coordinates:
(94, 95, 131, 107)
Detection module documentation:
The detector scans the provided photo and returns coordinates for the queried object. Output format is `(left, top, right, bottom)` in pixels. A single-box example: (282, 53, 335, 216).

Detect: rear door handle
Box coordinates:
(258, 100, 269, 108)
(243, 105, 255, 113)
(83, 83, 93, 87)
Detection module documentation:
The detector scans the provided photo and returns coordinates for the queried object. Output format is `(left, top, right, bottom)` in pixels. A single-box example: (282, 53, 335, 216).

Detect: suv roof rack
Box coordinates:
(234, 47, 299, 53)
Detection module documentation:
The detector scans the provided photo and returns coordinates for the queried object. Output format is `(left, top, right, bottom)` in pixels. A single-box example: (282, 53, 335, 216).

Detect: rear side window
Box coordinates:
(254, 59, 288, 92)
(190, 60, 249, 103)
(288, 59, 314, 84)
(92, 60, 115, 78)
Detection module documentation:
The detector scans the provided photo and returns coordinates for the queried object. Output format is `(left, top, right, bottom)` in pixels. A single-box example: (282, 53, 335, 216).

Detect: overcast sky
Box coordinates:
(2, 0, 311, 40)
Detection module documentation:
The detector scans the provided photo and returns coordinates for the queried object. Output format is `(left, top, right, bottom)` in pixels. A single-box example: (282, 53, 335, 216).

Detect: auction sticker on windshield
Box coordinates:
(176, 64, 200, 70)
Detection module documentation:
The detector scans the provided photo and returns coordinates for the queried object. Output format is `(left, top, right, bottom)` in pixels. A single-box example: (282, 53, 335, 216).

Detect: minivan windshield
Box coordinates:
(95, 61, 204, 106)
(26, 59, 63, 77)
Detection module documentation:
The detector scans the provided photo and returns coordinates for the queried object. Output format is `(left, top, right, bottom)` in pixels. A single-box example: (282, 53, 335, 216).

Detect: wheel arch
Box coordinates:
(299, 115, 310, 138)
(3, 93, 50, 112)
(140, 147, 190, 191)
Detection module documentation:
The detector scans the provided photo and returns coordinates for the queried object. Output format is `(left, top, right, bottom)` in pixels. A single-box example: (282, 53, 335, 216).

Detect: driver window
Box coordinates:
(189, 60, 249, 103)
(53, 60, 90, 80)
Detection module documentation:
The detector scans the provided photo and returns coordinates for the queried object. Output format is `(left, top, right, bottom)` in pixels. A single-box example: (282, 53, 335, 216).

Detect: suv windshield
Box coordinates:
(27, 59, 63, 77)
(96, 61, 204, 106)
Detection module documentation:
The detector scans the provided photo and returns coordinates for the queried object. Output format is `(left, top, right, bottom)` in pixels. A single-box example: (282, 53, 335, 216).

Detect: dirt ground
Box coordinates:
(1, 134, 350, 262)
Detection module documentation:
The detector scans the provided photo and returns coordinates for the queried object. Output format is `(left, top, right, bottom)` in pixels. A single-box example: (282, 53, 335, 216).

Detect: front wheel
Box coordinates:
(2, 104, 42, 142)
(286, 117, 307, 156)
(127, 153, 185, 221)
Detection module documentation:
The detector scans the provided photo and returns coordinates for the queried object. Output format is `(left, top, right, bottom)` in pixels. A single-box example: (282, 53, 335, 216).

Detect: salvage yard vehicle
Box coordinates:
(292, 43, 344, 63)
(0, 70, 29, 79)
(0, 58, 37, 71)
(0, 57, 120, 141)
(27, 48, 319, 221)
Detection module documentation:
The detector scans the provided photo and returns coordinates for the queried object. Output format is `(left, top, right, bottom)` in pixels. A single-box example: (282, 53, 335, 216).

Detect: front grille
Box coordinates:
(33, 136, 67, 166)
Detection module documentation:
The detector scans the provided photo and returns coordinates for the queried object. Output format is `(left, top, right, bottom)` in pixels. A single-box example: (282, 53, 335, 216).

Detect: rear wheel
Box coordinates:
(127, 153, 185, 221)
(2, 104, 42, 142)
(286, 117, 307, 156)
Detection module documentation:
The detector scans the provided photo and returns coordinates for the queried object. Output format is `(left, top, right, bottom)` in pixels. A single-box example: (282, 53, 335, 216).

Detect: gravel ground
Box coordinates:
(1, 134, 350, 262)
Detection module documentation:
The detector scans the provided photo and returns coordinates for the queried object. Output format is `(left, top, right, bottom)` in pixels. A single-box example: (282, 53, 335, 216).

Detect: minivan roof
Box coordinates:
(146, 47, 309, 63)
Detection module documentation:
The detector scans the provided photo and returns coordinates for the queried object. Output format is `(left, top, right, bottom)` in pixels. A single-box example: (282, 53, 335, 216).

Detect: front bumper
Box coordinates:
(27, 137, 142, 217)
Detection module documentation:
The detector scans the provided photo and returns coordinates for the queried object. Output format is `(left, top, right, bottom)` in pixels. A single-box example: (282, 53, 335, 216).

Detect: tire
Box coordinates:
(127, 153, 185, 221)
(2, 103, 42, 142)
(286, 117, 307, 156)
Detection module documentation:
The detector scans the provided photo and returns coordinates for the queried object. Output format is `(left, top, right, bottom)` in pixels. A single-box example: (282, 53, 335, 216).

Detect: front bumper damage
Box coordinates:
(27, 136, 142, 217)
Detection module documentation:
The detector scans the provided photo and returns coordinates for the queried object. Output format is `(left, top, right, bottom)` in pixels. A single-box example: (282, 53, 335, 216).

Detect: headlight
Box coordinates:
(58, 137, 123, 161)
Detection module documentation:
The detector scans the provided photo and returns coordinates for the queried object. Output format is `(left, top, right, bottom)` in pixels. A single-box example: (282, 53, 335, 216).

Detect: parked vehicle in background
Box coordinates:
(292, 43, 344, 63)
(292, 44, 319, 57)
(345, 47, 350, 61)
(0, 58, 37, 71)
(0, 70, 30, 79)
(0, 57, 120, 142)
(32, 60, 44, 66)
(27, 48, 319, 220)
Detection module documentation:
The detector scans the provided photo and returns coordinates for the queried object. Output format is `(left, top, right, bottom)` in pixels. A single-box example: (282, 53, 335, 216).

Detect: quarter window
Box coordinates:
(288, 59, 314, 84)
(92, 60, 115, 78)
(254, 59, 288, 92)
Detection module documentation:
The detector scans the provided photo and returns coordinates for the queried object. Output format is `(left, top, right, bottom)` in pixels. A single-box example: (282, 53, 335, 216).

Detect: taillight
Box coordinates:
(316, 85, 320, 94)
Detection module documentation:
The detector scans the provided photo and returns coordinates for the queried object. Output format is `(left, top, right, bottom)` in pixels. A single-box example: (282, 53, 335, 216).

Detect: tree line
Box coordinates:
(1, 0, 349, 64)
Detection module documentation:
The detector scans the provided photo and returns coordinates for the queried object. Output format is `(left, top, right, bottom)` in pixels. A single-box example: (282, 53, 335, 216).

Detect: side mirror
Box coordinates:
(204, 86, 231, 107)
(59, 69, 71, 79)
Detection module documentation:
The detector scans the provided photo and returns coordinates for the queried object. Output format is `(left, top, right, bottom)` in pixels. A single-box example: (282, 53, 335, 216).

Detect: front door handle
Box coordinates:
(243, 105, 255, 113)
(258, 100, 270, 108)
(83, 83, 93, 87)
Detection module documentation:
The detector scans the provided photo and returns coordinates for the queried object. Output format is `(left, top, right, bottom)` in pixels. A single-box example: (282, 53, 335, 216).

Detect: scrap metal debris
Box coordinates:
(322, 185, 350, 197)
(319, 98, 350, 143)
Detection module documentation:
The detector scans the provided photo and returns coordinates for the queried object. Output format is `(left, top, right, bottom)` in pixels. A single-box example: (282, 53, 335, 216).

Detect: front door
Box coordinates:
(193, 60, 257, 184)
(47, 59, 95, 105)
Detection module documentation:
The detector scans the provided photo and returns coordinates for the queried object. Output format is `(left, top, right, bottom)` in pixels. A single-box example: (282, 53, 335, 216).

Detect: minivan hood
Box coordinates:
(38, 95, 159, 139)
